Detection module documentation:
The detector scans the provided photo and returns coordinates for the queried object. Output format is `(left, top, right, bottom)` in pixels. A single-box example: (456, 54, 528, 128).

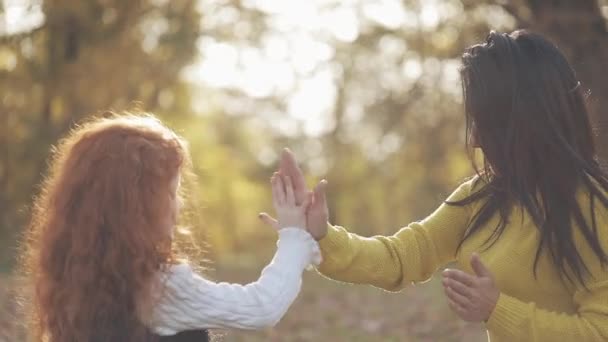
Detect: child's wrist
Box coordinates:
(278, 219, 306, 230)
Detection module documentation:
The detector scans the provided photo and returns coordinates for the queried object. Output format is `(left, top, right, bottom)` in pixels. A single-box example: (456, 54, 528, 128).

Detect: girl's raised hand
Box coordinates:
(261, 173, 310, 230)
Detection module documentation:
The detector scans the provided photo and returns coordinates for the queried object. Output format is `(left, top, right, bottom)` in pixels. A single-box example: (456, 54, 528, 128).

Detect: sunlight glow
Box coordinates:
(362, 0, 406, 29)
(402, 59, 422, 79)
(420, 3, 440, 29)
(193, 41, 239, 88)
(323, 6, 359, 42)
(1, 1, 44, 35)
(189, 0, 444, 136)
(287, 66, 336, 136)
(291, 34, 335, 74)
(440, 59, 461, 97)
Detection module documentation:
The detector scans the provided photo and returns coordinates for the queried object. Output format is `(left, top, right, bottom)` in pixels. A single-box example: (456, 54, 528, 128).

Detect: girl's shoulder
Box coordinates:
(160, 263, 192, 278)
(165, 263, 193, 274)
(159, 263, 206, 287)
(161, 262, 215, 285)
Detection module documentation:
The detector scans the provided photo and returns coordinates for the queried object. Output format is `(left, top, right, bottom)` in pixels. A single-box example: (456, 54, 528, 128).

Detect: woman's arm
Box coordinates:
(151, 227, 321, 334)
(485, 208, 608, 341)
(486, 280, 608, 341)
(277, 149, 476, 290)
(317, 179, 475, 291)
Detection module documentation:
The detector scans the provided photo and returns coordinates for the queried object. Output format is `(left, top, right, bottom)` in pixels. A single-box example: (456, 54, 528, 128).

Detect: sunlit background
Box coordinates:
(2, 0, 607, 340)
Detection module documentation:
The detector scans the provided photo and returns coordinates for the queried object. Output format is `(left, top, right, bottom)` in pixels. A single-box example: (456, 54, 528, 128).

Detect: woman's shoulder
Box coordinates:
(573, 180, 608, 266)
(446, 175, 483, 202)
(576, 179, 608, 220)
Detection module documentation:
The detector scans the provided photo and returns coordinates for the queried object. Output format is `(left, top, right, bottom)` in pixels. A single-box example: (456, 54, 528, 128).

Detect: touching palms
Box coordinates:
(259, 149, 328, 240)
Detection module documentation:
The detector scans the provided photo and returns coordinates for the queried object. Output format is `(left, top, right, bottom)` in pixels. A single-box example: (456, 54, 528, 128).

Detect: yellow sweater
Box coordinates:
(317, 178, 608, 342)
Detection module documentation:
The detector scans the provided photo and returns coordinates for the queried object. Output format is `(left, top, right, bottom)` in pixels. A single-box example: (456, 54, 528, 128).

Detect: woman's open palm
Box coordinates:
(260, 148, 329, 240)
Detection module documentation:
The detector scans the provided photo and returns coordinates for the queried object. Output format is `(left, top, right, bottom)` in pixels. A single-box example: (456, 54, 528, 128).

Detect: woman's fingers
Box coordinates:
(276, 174, 286, 204)
(300, 190, 313, 209)
(447, 298, 467, 318)
(271, 173, 284, 206)
(280, 148, 307, 204)
(443, 269, 476, 287)
(444, 283, 471, 308)
(443, 277, 471, 299)
(283, 174, 295, 205)
(441, 262, 499, 323)
(310, 179, 328, 210)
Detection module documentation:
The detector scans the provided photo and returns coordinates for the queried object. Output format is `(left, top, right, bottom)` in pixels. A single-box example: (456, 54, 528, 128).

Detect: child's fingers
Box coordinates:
(283, 174, 295, 205)
(258, 212, 280, 230)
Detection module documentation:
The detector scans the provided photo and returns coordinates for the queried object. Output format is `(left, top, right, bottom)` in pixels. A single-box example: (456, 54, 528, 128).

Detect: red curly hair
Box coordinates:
(20, 113, 192, 341)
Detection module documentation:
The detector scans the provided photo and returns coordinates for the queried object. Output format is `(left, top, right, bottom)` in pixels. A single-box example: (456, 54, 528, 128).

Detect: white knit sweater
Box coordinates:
(148, 227, 321, 335)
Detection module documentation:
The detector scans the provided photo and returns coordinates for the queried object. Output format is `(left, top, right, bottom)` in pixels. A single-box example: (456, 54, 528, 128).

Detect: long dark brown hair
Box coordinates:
(19, 113, 210, 341)
(451, 30, 608, 287)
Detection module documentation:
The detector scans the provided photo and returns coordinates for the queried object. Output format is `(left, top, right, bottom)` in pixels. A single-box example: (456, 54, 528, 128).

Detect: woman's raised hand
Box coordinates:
(259, 149, 330, 240)
(279, 148, 308, 205)
(304, 180, 329, 240)
(278, 148, 329, 240)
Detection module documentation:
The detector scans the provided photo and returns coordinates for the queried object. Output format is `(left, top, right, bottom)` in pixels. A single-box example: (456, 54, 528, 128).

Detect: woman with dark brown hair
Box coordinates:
(268, 30, 608, 341)
(20, 114, 320, 341)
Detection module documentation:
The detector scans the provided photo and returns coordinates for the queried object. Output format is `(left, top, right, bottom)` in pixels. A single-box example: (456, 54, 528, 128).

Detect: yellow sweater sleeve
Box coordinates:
(486, 206, 608, 341)
(317, 179, 475, 291)
(486, 286, 608, 341)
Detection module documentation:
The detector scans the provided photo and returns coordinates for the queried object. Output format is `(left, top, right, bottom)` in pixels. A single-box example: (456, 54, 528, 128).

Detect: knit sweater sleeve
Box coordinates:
(149, 227, 321, 335)
(317, 179, 475, 291)
(485, 205, 608, 341)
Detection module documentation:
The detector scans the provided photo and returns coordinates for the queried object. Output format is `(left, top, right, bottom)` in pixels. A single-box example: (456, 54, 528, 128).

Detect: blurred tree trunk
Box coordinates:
(530, 0, 608, 171)
(505, 0, 608, 171)
(0, 0, 201, 269)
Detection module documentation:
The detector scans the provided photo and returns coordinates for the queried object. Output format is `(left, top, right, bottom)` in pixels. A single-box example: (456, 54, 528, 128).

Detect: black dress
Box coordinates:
(93, 328, 211, 342)
(156, 330, 211, 342)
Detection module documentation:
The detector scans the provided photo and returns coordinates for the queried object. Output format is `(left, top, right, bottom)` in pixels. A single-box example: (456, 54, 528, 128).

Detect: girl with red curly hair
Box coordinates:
(20, 113, 320, 342)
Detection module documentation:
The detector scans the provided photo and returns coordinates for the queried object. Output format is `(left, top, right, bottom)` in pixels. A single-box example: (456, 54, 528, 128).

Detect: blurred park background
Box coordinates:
(1, 0, 608, 340)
